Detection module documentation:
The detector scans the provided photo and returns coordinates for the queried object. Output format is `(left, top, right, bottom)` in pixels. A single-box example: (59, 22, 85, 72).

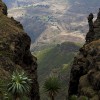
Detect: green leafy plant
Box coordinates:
(7, 71, 31, 100)
(43, 76, 61, 100)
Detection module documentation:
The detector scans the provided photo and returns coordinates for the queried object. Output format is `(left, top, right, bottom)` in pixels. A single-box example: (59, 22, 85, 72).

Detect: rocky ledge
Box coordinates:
(0, 0, 40, 99)
(68, 9, 100, 100)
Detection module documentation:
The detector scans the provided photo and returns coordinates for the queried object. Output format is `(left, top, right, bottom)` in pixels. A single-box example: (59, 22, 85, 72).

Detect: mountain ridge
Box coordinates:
(68, 9, 100, 99)
(5, 0, 100, 49)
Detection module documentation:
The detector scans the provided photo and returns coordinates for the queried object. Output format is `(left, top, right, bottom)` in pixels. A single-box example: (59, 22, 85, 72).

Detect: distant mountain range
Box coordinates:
(3, 0, 100, 49)
(3, 0, 35, 8)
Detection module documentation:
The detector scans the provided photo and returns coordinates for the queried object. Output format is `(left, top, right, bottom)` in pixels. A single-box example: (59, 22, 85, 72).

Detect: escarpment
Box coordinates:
(0, 0, 40, 100)
(68, 9, 100, 100)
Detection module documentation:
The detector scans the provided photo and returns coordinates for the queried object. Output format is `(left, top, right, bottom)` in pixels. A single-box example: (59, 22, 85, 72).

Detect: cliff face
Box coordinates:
(68, 9, 100, 99)
(0, 0, 40, 99)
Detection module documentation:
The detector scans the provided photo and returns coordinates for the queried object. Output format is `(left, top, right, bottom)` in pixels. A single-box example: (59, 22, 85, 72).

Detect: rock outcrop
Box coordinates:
(68, 9, 100, 100)
(0, 0, 40, 99)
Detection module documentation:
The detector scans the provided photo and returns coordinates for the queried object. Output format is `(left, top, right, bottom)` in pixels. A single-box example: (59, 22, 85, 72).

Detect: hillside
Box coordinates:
(0, 0, 39, 99)
(69, 9, 100, 99)
(33, 42, 80, 100)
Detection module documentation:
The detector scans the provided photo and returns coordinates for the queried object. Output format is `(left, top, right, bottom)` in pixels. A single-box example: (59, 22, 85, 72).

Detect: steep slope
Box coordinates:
(0, 0, 39, 99)
(68, 9, 100, 99)
(33, 42, 80, 100)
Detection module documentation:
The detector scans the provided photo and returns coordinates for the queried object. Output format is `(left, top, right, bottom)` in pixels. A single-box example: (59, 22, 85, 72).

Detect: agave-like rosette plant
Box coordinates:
(7, 71, 31, 100)
(43, 76, 61, 100)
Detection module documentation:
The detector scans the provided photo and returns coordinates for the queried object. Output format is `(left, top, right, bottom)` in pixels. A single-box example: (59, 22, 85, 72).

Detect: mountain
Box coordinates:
(33, 42, 80, 100)
(2, 0, 35, 8)
(0, 0, 39, 99)
(3, 0, 100, 49)
(69, 10, 100, 99)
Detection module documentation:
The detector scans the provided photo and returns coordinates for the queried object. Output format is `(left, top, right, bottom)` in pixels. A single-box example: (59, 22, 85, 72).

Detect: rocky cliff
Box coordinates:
(0, 0, 40, 99)
(68, 9, 100, 100)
